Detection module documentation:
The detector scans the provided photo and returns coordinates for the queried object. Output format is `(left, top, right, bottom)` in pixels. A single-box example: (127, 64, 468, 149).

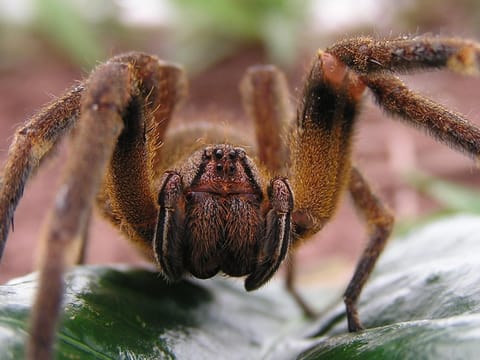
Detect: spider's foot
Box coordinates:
(346, 309, 364, 332)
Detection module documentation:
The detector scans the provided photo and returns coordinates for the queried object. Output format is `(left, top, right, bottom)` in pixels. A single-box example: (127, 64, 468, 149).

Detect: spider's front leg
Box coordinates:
(28, 60, 130, 360)
(290, 51, 393, 331)
(27, 53, 186, 360)
(330, 35, 480, 156)
(290, 52, 365, 237)
(97, 53, 186, 257)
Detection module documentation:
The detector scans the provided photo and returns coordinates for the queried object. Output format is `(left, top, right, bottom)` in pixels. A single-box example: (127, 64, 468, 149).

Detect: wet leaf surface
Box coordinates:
(1, 215, 480, 359)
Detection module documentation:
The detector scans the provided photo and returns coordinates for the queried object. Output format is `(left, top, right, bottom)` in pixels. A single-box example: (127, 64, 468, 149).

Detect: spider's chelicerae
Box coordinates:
(2, 35, 480, 359)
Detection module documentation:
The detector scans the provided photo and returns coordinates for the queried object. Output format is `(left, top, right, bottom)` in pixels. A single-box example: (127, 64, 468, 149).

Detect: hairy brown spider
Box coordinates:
(1, 35, 480, 359)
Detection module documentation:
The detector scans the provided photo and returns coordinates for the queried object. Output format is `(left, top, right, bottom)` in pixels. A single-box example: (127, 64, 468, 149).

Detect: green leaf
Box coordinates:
(0, 266, 305, 359)
(298, 215, 480, 359)
(1, 215, 480, 359)
(299, 317, 480, 360)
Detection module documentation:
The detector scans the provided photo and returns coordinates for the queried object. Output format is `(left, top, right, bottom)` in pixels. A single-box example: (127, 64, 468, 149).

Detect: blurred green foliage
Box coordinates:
(34, 0, 107, 67)
(0, 0, 310, 71)
(408, 172, 480, 214)
(395, 172, 480, 235)
(3, 0, 480, 72)
(0, 0, 120, 69)
(170, 0, 309, 72)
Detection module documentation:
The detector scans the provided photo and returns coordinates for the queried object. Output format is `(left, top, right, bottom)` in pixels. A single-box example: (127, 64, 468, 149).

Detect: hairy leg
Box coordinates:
(363, 73, 480, 157)
(97, 53, 187, 258)
(285, 253, 316, 317)
(240, 65, 292, 175)
(328, 35, 480, 75)
(344, 167, 394, 331)
(290, 51, 366, 238)
(326, 36, 480, 157)
(28, 53, 188, 358)
(285, 51, 367, 320)
(28, 60, 135, 360)
(0, 85, 83, 258)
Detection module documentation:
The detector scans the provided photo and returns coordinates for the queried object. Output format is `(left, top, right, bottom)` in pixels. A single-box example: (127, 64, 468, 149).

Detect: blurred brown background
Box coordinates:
(1, 0, 480, 286)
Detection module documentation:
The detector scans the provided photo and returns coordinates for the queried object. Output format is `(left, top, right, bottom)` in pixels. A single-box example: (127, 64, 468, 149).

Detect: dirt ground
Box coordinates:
(1, 38, 480, 289)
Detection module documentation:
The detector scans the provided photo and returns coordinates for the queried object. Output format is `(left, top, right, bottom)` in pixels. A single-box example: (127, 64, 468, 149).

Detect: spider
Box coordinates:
(1, 35, 480, 359)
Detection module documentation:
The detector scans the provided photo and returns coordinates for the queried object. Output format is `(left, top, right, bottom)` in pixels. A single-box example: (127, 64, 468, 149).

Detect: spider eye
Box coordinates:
(214, 149, 224, 159)
(228, 149, 237, 160)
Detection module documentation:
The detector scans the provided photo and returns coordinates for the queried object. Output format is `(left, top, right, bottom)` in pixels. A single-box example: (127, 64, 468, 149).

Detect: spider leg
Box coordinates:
(240, 65, 292, 175)
(290, 51, 365, 238)
(363, 73, 480, 157)
(344, 166, 394, 331)
(153, 171, 185, 280)
(288, 52, 369, 320)
(329, 36, 480, 153)
(112, 53, 187, 180)
(75, 208, 91, 264)
(97, 53, 186, 258)
(328, 35, 480, 75)
(245, 177, 293, 291)
(28, 53, 186, 358)
(289, 37, 480, 331)
(285, 254, 317, 317)
(0, 85, 83, 258)
(241, 66, 300, 292)
(27, 57, 146, 360)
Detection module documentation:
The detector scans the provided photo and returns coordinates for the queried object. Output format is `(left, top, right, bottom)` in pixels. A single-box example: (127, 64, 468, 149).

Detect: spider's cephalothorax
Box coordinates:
(1, 35, 480, 359)
(155, 144, 293, 289)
